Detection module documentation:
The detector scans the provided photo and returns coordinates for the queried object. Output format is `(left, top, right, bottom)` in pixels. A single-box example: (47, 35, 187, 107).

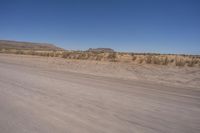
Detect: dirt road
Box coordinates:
(0, 54, 200, 133)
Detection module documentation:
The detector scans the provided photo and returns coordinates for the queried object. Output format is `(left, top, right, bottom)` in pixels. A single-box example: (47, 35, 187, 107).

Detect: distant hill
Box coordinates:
(87, 48, 115, 52)
(0, 40, 64, 51)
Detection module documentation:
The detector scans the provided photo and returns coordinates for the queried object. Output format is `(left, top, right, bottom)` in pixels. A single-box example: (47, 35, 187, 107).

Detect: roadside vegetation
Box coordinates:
(0, 48, 200, 67)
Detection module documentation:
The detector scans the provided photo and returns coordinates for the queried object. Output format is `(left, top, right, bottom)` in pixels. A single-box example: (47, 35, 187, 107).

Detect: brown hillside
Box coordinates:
(0, 40, 64, 51)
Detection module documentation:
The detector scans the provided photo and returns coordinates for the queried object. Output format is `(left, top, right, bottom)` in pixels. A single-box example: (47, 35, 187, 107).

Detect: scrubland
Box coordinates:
(0, 44, 200, 133)
(1, 49, 199, 67)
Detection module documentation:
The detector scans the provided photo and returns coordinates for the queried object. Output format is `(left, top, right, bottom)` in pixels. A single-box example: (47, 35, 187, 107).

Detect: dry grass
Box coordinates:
(0, 49, 199, 67)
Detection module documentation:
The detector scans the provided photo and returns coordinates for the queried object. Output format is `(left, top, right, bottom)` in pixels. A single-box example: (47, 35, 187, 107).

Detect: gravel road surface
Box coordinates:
(0, 55, 200, 133)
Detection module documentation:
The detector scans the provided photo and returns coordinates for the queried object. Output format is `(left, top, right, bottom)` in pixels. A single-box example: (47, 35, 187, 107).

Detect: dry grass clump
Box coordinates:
(132, 55, 137, 61)
(184, 57, 200, 67)
(107, 52, 117, 62)
(175, 57, 186, 66)
(138, 58, 144, 64)
(148, 56, 168, 65)
(145, 55, 151, 64)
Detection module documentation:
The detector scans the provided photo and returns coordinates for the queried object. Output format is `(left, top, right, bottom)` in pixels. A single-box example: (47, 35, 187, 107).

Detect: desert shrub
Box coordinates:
(37, 52, 43, 56)
(62, 52, 71, 58)
(96, 54, 103, 61)
(187, 61, 194, 67)
(107, 52, 117, 62)
(175, 58, 185, 66)
(137, 57, 144, 64)
(187, 57, 199, 67)
(0, 49, 5, 53)
(169, 58, 174, 63)
(40, 52, 49, 57)
(151, 56, 160, 64)
(145, 55, 152, 64)
(45, 53, 50, 57)
(132, 55, 137, 61)
(16, 50, 25, 55)
(48, 52, 54, 57)
(54, 52, 61, 57)
(162, 56, 168, 65)
(87, 52, 94, 59)
(77, 53, 87, 60)
(83, 53, 89, 59)
(80, 53, 90, 60)
(76, 53, 81, 59)
(28, 51, 37, 55)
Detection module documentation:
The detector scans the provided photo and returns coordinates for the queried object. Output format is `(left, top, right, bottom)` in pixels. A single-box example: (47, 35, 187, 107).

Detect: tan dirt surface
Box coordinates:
(0, 53, 200, 133)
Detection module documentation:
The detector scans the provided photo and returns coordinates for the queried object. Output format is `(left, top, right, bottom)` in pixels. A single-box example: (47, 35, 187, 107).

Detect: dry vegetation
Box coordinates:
(1, 40, 199, 67)
(61, 51, 200, 67)
(1, 48, 200, 67)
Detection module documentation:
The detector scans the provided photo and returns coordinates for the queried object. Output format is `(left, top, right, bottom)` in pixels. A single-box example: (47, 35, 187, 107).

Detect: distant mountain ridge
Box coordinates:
(0, 40, 64, 51)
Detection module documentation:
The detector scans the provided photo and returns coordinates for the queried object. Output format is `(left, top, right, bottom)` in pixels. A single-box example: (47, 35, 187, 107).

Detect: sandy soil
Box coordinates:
(0, 54, 200, 88)
(0, 53, 200, 133)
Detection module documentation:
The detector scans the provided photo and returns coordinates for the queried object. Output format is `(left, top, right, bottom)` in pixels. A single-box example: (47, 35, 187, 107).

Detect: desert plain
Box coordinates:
(0, 53, 200, 133)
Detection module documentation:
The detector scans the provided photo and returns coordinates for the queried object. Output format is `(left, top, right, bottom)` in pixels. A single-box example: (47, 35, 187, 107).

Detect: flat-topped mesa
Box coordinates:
(87, 48, 115, 53)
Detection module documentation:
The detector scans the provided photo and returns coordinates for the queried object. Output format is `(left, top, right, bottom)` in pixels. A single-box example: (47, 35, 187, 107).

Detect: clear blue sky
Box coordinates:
(0, 0, 200, 54)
